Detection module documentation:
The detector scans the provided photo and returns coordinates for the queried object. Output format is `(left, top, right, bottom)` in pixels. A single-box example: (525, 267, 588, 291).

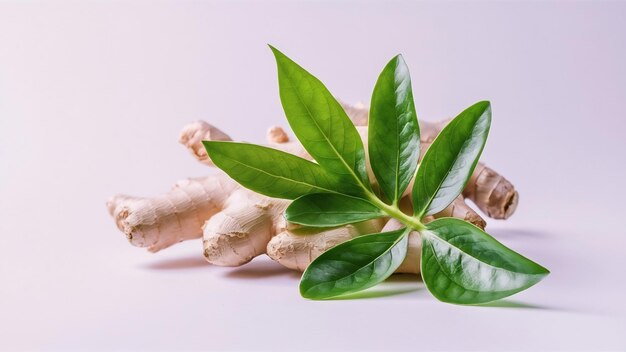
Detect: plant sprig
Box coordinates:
(204, 46, 549, 304)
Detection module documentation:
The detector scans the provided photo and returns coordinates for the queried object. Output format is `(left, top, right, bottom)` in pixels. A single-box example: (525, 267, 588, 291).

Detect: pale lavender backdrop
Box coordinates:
(1, 1, 625, 351)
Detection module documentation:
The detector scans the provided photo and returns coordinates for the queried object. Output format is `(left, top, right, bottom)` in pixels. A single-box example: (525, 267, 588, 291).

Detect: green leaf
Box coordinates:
(369, 55, 420, 204)
(421, 218, 549, 304)
(412, 101, 491, 217)
(203, 141, 343, 199)
(300, 228, 409, 299)
(270, 46, 371, 192)
(285, 193, 385, 227)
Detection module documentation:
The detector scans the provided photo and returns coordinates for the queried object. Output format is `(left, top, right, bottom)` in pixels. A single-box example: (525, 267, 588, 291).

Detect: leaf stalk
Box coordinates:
(365, 193, 425, 231)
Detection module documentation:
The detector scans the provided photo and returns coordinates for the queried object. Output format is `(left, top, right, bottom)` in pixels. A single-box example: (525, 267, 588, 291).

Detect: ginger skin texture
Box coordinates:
(108, 102, 518, 273)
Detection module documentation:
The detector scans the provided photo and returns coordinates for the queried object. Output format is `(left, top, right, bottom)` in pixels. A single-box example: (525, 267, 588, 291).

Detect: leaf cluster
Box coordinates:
(204, 46, 549, 304)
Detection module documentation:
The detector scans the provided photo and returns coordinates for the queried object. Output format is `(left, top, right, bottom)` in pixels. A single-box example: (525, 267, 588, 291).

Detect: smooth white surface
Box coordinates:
(1, 1, 625, 351)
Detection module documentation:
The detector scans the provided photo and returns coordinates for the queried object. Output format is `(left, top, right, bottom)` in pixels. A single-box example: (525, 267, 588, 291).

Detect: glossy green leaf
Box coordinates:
(369, 55, 420, 204)
(203, 141, 342, 199)
(412, 101, 491, 217)
(285, 193, 385, 227)
(300, 228, 409, 299)
(421, 218, 549, 304)
(270, 46, 371, 191)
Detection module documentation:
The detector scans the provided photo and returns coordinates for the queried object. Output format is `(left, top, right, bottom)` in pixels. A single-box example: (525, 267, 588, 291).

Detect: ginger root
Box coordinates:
(202, 189, 289, 266)
(107, 175, 237, 252)
(108, 101, 518, 273)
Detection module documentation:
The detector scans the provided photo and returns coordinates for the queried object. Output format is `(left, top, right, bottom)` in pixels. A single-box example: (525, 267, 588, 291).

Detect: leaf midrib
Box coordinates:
(393, 95, 402, 203)
(391, 63, 412, 203)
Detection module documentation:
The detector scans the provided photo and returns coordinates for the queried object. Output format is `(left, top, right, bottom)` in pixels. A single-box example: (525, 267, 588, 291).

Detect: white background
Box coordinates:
(1, 1, 625, 350)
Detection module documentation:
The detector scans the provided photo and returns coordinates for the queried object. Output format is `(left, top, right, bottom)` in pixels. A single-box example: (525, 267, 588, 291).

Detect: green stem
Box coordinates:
(366, 193, 425, 231)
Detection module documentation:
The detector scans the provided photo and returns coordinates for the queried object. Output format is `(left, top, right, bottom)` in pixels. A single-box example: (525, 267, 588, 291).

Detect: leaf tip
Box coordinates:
(478, 100, 492, 111)
(300, 288, 333, 301)
(537, 264, 551, 276)
(202, 139, 225, 148)
(469, 100, 492, 125)
(283, 204, 297, 224)
(483, 101, 493, 121)
(298, 279, 321, 300)
(202, 140, 232, 157)
(201, 140, 223, 161)
(201, 140, 214, 151)
(268, 44, 285, 60)
(386, 54, 407, 70)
